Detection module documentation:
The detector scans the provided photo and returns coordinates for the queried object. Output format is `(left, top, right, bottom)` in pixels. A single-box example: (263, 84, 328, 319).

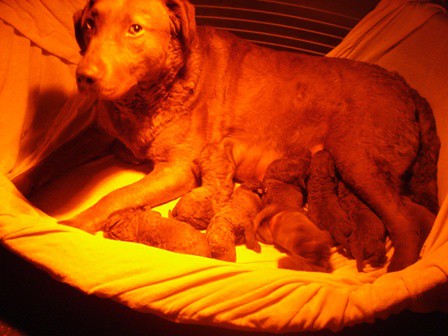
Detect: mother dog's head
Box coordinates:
(74, 0, 196, 100)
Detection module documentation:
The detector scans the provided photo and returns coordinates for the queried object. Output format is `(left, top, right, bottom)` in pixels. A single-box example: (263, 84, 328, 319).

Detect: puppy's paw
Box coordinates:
(243, 224, 261, 253)
(350, 236, 387, 271)
(345, 213, 387, 271)
(171, 187, 215, 230)
(205, 216, 237, 261)
(206, 231, 236, 262)
(327, 218, 354, 256)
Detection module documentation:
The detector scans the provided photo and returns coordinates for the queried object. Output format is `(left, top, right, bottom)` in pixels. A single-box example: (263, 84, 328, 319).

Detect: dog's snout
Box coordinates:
(76, 63, 103, 91)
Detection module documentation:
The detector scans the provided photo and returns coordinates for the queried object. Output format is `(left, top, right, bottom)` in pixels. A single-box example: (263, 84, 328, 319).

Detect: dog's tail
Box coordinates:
(408, 89, 440, 214)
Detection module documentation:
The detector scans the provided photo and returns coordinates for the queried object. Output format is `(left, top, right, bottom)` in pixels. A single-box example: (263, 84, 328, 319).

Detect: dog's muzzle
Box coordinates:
(76, 62, 103, 93)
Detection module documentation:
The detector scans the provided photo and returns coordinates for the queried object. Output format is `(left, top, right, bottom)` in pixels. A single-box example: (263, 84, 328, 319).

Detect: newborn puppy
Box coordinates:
(271, 211, 332, 272)
(254, 156, 310, 241)
(172, 143, 263, 261)
(255, 157, 333, 272)
(172, 142, 235, 229)
(254, 180, 305, 244)
(206, 183, 262, 261)
(307, 150, 387, 270)
(103, 207, 211, 257)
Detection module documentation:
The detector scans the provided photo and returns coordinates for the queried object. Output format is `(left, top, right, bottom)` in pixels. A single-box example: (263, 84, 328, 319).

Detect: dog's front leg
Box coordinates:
(60, 161, 198, 233)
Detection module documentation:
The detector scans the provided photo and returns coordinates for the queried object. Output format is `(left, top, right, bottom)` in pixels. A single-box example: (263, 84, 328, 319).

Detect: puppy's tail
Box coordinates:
(409, 89, 440, 214)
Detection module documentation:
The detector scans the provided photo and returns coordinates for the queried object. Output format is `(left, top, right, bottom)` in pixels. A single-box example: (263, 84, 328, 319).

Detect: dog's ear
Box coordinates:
(73, 10, 87, 54)
(165, 0, 197, 51)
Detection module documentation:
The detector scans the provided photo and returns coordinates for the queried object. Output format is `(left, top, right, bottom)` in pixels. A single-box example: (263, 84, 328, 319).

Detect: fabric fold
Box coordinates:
(0, 0, 85, 64)
(327, 0, 447, 62)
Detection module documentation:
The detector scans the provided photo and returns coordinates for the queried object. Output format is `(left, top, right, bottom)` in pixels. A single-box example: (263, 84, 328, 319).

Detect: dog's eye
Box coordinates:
(84, 18, 95, 32)
(128, 24, 144, 36)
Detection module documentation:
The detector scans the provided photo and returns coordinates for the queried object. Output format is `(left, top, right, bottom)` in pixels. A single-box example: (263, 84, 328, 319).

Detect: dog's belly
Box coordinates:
(231, 142, 282, 181)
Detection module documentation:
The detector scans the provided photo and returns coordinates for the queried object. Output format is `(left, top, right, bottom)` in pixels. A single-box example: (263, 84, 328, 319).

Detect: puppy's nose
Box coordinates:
(76, 63, 102, 91)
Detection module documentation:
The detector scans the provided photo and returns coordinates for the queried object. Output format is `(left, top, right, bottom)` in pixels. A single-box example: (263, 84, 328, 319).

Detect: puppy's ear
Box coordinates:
(73, 10, 87, 54)
(165, 0, 197, 51)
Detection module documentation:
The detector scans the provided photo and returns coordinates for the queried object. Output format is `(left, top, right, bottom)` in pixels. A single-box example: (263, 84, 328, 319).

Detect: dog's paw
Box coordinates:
(387, 231, 420, 272)
(171, 187, 215, 230)
(59, 211, 104, 234)
(58, 218, 97, 233)
(387, 249, 417, 272)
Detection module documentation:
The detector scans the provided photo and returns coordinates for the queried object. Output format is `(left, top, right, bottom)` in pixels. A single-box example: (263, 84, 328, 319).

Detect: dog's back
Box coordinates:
(194, 27, 423, 182)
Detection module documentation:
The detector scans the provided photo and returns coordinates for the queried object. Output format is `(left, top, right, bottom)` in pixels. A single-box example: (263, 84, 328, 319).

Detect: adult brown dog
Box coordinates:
(66, 0, 439, 272)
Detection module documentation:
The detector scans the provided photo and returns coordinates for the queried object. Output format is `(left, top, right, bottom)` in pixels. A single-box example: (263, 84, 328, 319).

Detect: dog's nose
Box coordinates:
(76, 64, 102, 91)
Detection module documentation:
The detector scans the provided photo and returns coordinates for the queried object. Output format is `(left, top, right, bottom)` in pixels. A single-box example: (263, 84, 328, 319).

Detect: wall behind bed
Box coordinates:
(190, 0, 380, 55)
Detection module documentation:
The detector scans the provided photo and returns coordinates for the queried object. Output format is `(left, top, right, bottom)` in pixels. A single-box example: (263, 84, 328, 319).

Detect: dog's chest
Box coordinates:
(97, 102, 185, 162)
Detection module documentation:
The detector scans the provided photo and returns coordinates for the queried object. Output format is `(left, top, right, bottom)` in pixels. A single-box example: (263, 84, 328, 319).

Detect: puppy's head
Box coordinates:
(74, 0, 196, 100)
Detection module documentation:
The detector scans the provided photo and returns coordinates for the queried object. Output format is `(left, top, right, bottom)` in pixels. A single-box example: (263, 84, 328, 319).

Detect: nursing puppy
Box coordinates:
(254, 157, 332, 272)
(307, 150, 387, 271)
(67, 0, 440, 272)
